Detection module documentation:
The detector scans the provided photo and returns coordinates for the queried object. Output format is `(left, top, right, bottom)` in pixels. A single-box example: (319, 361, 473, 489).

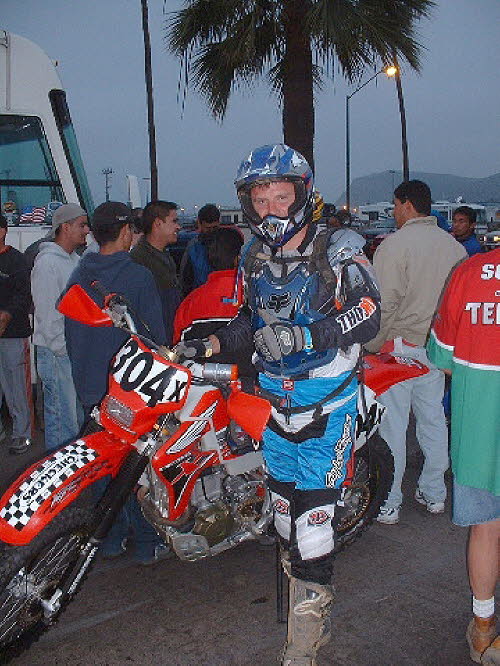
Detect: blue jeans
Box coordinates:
(93, 477, 162, 560)
(36, 346, 82, 451)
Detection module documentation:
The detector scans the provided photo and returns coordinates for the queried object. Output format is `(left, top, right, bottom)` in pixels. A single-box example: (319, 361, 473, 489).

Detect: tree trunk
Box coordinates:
(281, 0, 315, 170)
(141, 0, 158, 201)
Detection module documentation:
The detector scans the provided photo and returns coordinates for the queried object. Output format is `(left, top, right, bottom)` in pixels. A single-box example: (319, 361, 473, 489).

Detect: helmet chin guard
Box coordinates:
(235, 144, 314, 249)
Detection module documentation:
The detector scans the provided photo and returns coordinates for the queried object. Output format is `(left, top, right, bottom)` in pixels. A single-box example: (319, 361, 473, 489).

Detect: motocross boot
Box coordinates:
(466, 615, 498, 663)
(280, 577, 334, 666)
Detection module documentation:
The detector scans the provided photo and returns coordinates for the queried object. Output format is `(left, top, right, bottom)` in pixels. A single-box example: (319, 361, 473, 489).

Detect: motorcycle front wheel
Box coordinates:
(334, 433, 394, 553)
(0, 504, 92, 662)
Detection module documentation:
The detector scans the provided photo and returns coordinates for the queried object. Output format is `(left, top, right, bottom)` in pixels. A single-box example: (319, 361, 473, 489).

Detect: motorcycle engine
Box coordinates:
(190, 470, 264, 547)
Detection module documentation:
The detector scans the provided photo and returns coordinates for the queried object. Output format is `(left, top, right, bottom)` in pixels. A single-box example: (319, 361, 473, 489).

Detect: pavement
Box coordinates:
(0, 419, 476, 666)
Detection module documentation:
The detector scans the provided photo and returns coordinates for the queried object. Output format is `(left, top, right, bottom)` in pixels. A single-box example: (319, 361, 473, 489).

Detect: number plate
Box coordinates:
(111, 339, 189, 408)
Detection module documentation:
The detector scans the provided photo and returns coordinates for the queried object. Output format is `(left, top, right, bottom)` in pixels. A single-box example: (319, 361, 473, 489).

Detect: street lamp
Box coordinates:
(345, 66, 396, 214)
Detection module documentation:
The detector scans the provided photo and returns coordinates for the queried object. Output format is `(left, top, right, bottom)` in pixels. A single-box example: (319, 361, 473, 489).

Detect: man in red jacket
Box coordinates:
(173, 227, 255, 379)
(428, 248, 500, 664)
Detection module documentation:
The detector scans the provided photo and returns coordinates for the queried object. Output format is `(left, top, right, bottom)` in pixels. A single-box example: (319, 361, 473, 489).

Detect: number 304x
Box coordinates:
(111, 339, 188, 408)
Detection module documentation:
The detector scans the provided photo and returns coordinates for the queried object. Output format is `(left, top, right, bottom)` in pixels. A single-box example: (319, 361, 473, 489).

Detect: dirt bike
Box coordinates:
(0, 285, 427, 660)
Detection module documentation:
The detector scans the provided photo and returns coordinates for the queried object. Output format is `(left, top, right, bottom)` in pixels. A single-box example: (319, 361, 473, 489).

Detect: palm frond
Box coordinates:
(306, 0, 435, 82)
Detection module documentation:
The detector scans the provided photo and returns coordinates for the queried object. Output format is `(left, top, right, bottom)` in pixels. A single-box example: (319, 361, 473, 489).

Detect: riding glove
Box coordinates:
(254, 323, 308, 362)
(174, 338, 213, 360)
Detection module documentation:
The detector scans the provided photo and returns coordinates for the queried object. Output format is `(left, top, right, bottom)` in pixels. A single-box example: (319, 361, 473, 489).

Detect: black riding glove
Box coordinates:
(174, 338, 213, 360)
(254, 323, 305, 362)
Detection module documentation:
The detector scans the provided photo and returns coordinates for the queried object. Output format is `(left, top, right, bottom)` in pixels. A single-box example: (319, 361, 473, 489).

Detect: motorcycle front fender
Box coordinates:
(0, 432, 131, 546)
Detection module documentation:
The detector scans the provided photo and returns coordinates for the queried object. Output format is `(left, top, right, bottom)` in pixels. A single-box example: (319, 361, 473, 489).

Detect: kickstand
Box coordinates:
(276, 540, 288, 624)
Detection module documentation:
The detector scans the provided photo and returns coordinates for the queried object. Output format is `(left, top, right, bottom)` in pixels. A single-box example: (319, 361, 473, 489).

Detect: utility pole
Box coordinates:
(102, 168, 113, 201)
(392, 53, 409, 182)
(141, 0, 158, 201)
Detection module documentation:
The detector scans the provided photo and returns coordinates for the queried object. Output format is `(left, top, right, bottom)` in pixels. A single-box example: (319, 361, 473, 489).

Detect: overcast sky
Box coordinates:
(2, 0, 499, 211)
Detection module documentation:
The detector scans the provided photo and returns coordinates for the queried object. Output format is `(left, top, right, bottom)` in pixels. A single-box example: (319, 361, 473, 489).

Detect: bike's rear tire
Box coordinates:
(0, 503, 93, 663)
(334, 433, 394, 553)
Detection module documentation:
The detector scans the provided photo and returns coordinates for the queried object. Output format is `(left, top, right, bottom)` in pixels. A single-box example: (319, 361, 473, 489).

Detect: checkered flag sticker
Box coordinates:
(0, 441, 98, 531)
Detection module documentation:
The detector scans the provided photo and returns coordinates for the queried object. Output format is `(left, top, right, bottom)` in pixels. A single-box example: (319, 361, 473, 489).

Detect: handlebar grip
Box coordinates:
(183, 360, 238, 383)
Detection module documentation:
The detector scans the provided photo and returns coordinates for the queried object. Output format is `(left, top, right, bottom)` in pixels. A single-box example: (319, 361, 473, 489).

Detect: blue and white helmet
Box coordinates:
(235, 144, 315, 248)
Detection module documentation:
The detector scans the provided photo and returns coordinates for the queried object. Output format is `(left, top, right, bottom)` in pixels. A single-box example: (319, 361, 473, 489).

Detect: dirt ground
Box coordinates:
(0, 417, 474, 665)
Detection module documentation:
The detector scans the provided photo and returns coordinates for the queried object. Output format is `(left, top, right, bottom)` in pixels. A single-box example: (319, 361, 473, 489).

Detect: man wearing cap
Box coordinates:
(0, 214, 33, 454)
(31, 203, 89, 451)
(65, 201, 170, 565)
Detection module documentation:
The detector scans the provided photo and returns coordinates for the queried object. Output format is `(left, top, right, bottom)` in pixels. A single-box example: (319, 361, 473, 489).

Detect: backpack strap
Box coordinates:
(309, 228, 337, 289)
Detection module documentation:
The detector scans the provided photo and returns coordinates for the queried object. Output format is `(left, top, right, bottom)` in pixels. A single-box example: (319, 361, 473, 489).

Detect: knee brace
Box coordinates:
(269, 476, 294, 543)
(290, 488, 339, 585)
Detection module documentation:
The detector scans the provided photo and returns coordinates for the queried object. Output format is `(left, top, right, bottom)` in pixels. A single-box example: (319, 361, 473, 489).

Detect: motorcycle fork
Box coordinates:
(41, 449, 149, 620)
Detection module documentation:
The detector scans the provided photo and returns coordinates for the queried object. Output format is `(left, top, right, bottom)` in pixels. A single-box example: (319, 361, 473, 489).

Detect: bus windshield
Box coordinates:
(0, 114, 64, 224)
(50, 90, 94, 214)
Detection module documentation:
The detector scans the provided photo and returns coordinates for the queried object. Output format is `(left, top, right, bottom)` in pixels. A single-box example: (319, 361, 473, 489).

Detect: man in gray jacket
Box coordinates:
(365, 180, 467, 524)
(31, 203, 89, 451)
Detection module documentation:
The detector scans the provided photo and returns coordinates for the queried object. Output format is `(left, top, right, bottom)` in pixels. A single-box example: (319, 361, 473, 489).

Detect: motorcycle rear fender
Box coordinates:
(0, 432, 130, 546)
(363, 352, 429, 397)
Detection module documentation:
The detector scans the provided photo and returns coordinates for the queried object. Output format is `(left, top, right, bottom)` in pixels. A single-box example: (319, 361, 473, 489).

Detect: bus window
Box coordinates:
(0, 114, 64, 224)
(49, 90, 94, 214)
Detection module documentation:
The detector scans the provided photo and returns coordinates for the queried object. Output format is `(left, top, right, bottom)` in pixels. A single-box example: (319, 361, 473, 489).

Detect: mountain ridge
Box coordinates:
(334, 170, 500, 206)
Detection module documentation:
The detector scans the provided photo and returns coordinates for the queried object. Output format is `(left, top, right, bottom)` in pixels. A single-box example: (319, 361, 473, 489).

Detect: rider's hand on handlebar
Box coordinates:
(174, 338, 214, 360)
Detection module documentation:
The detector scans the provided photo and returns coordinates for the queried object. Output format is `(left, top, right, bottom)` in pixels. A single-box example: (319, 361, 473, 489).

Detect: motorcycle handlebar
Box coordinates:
(182, 360, 238, 383)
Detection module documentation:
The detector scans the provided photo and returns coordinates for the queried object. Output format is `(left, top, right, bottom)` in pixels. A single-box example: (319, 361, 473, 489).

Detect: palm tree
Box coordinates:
(166, 0, 434, 170)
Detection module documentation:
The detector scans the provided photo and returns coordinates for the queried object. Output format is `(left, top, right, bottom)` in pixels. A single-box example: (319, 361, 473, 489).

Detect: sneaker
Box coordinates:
(136, 543, 174, 567)
(482, 635, 500, 666)
(9, 437, 31, 455)
(415, 488, 445, 514)
(376, 505, 400, 524)
(466, 616, 498, 663)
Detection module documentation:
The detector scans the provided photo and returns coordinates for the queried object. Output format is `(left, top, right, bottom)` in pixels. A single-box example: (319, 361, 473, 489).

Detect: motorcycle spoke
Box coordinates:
(0, 534, 85, 648)
(0, 596, 29, 642)
(29, 534, 82, 581)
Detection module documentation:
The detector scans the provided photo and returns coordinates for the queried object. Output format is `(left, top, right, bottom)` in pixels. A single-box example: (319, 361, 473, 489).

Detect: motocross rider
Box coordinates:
(176, 144, 381, 664)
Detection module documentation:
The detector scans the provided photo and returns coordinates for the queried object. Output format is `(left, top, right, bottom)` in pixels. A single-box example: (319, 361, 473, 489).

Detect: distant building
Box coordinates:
(220, 207, 243, 225)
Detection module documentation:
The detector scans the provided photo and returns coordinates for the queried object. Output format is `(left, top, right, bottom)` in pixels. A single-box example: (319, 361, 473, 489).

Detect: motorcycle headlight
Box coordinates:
(105, 396, 134, 428)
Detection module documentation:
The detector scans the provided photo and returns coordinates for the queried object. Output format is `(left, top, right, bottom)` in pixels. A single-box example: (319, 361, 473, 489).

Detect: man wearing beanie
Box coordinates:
(32, 203, 89, 451)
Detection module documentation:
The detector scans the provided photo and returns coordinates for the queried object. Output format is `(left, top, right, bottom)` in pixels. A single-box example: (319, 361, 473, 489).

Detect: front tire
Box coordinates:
(0, 504, 92, 662)
(334, 433, 394, 553)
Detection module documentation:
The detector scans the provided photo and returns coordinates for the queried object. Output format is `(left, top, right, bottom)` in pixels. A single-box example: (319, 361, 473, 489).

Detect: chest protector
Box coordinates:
(242, 229, 338, 377)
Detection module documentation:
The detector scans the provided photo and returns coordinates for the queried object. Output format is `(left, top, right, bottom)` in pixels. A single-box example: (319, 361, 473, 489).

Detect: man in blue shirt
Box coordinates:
(179, 203, 221, 295)
(452, 206, 484, 256)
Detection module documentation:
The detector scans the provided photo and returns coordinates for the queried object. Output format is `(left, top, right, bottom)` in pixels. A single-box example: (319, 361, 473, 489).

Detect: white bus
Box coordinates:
(0, 29, 93, 250)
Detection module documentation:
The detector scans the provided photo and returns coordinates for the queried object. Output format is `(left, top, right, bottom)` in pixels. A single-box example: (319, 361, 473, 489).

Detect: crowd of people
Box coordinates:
(0, 143, 498, 665)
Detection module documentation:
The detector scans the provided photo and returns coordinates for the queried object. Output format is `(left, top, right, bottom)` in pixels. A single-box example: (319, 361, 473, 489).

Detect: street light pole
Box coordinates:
(102, 167, 113, 202)
(393, 55, 409, 181)
(345, 66, 397, 214)
(141, 0, 158, 201)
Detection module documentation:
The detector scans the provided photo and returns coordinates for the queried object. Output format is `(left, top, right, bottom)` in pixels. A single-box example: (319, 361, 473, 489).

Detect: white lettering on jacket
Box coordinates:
(481, 264, 500, 280)
(465, 302, 500, 325)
